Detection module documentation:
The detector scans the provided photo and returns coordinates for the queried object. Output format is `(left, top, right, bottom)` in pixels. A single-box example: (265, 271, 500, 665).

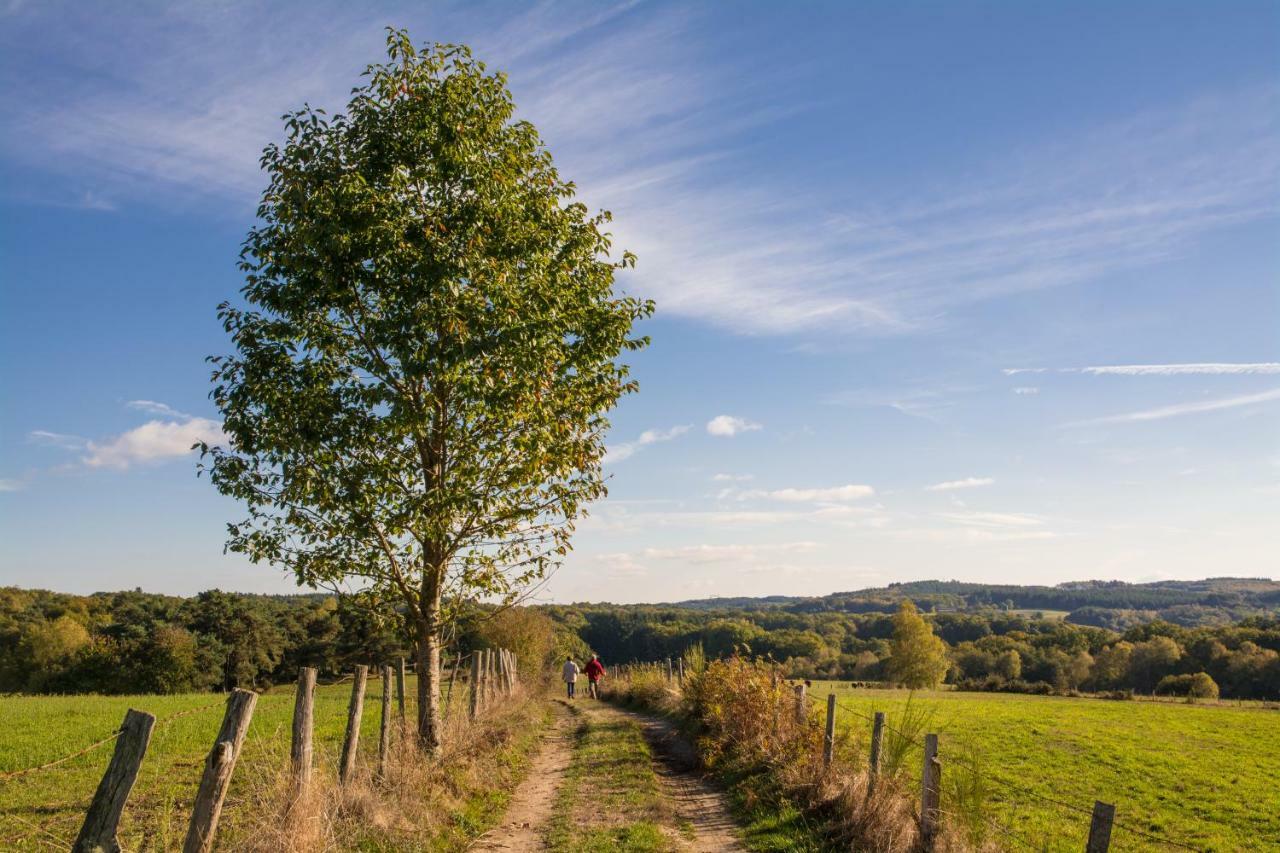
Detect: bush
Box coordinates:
(1155, 672, 1220, 701)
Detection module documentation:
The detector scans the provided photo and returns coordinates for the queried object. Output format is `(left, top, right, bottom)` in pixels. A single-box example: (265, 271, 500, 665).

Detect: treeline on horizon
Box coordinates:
(3, 579, 1279, 701)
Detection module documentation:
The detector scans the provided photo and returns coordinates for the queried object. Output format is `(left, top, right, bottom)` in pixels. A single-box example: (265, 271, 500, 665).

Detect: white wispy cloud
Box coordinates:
(0, 478, 24, 492)
(6, 5, 1274, 336)
(764, 485, 875, 502)
(711, 473, 754, 482)
(939, 511, 1044, 528)
(126, 399, 191, 418)
(1013, 387, 1039, 395)
(28, 430, 88, 450)
(639, 541, 818, 563)
(606, 424, 691, 463)
(925, 477, 994, 492)
(1006, 362, 1280, 376)
(1063, 388, 1280, 428)
(82, 417, 226, 469)
(706, 415, 762, 437)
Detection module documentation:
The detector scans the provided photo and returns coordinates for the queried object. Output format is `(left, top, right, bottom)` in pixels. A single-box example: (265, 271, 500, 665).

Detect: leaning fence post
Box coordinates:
(469, 652, 482, 718)
(793, 683, 806, 725)
(339, 665, 368, 784)
(378, 665, 393, 778)
(919, 733, 941, 850)
(183, 688, 257, 853)
(74, 708, 155, 853)
(868, 711, 885, 787)
(396, 657, 406, 721)
(1087, 801, 1116, 852)
(291, 667, 316, 792)
(823, 694, 837, 767)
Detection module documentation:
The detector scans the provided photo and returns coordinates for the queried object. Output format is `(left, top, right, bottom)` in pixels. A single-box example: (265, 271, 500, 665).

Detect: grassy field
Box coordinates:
(0, 674, 474, 849)
(815, 682, 1280, 851)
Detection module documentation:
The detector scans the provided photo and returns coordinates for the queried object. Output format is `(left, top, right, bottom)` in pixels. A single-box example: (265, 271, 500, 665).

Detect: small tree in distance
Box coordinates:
(201, 31, 652, 752)
(888, 599, 950, 689)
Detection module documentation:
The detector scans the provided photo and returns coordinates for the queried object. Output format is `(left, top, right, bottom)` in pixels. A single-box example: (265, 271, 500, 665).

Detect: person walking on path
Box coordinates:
(562, 657, 580, 699)
(584, 654, 606, 699)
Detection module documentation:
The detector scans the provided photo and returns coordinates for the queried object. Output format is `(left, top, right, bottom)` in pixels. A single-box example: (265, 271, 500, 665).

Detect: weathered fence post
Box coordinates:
(291, 667, 316, 792)
(74, 708, 155, 853)
(1087, 801, 1116, 852)
(823, 694, 837, 768)
(378, 664, 393, 779)
(770, 670, 780, 741)
(666, 657, 673, 683)
(868, 711, 885, 787)
(793, 683, 806, 725)
(339, 665, 368, 784)
(469, 652, 482, 718)
(396, 657, 406, 721)
(443, 652, 462, 721)
(678, 656, 685, 687)
(183, 689, 257, 853)
(919, 733, 941, 850)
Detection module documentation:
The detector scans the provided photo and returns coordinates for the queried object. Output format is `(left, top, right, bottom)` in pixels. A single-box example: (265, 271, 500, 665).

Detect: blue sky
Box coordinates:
(1, 1, 1277, 602)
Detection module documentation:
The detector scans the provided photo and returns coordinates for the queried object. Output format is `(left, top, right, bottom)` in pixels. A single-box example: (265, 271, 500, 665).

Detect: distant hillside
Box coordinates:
(675, 577, 1280, 628)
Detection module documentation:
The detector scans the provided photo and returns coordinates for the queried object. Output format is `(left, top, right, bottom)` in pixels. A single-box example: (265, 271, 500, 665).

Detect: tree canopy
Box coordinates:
(888, 600, 949, 689)
(201, 31, 652, 750)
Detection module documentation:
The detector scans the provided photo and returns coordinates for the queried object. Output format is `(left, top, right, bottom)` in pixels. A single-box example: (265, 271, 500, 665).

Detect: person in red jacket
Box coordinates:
(583, 654, 606, 699)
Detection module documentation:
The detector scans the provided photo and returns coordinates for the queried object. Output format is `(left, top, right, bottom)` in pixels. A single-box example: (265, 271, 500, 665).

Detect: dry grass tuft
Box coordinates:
(610, 658, 998, 852)
(230, 685, 547, 852)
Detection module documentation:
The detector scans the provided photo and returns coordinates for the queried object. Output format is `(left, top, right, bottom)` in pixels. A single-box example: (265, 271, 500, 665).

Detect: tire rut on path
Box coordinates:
(469, 701, 574, 851)
(586, 701, 747, 852)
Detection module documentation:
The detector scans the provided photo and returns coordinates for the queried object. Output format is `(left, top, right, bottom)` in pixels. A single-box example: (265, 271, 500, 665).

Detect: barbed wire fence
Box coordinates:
(611, 657, 1206, 852)
(1, 648, 517, 851)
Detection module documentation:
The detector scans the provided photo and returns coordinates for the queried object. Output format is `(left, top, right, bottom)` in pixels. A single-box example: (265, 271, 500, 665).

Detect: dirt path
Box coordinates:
(558, 699, 746, 852)
(472, 698, 745, 852)
(469, 701, 574, 851)
(612, 705, 747, 852)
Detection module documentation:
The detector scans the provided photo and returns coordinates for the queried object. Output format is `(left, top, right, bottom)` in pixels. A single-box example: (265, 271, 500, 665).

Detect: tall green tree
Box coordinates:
(887, 600, 949, 689)
(201, 31, 651, 751)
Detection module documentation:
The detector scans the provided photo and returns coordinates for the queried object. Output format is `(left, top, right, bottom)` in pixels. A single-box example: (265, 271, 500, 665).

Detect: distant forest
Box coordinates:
(3, 578, 1279, 700)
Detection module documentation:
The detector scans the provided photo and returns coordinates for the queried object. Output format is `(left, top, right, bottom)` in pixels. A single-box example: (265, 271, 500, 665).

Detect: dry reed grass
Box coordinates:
(226, 684, 547, 852)
(610, 658, 999, 852)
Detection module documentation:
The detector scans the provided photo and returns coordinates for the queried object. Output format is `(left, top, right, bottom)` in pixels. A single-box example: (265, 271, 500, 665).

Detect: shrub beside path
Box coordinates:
(469, 696, 745, 851)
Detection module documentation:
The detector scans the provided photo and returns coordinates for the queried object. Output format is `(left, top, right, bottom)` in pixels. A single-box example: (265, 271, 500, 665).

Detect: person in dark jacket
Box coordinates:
(583, 654, 606, 699)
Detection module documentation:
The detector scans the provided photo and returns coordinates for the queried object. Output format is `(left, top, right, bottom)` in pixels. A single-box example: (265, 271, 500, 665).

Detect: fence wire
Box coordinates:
(801, 687, 1206, 852)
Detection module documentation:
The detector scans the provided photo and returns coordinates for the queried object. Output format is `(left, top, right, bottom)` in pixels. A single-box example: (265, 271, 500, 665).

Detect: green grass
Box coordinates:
(0, 675, 467, 849)
(816, 682, 1280, 851)
(546, 704, 674, 852)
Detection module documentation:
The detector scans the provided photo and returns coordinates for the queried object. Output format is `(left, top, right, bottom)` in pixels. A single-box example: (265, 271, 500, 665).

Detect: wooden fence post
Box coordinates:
(339, 665, 368, 784)
(74, 708, 155, 853)
(868, 711, 885, 787)
(443, 652, 462, 720)
(823, 694, 837, 768)
(678, 657, 685, 687)
(183, 689, 257, 853)
(378, 665, 393, 779)
(291, 667, 316, 792)
(666, 658, 673, 683)
(469, 653, 482, 718)
(396, 657, 406, 721)
(919, 733, 941, 850)
(1087, 801, 1116, 852)
(793, 683, 806, 725)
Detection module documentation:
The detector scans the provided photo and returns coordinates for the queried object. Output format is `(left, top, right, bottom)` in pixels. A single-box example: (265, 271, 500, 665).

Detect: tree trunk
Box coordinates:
(415, 574, 444, 754)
